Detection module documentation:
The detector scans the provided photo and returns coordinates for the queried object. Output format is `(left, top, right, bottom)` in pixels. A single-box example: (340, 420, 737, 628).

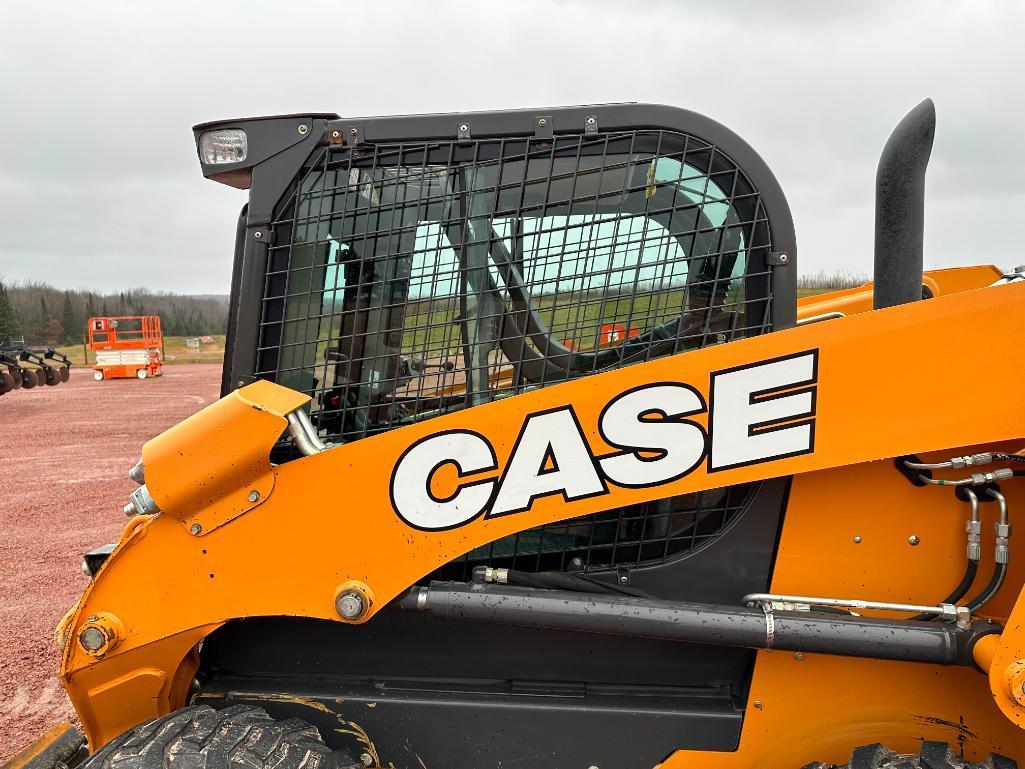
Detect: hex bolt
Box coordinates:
(909, 535, 920, 546)
(331, 130, 340, 139)
(794, 652, 804, 662)
(336, 590, 366, 621)
(297, 123, 309, 135)
(248, 490, 260, 503)
(538, 118, 547, 127)
(619, 575, 629, 585)
(190, 523, 202, 536)
(753, 700, 763, 709)
(459, 124, 468, 132)
(853, 536, 862, 544)
(350, 127, 359, 136)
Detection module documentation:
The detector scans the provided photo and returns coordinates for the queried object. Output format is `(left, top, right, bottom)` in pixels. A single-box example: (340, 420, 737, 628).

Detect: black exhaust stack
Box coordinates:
(873, 99, 936, 309)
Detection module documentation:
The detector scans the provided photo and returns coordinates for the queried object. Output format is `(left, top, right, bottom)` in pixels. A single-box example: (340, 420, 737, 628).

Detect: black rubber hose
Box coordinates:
(505, 570, 650, 598)
(965, 563, 1008, 613)
(909, 560, 978, 621)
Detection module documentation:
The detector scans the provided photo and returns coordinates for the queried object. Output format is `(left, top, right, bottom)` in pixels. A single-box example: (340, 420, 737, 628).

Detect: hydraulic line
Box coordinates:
(909, 562, 978, 621)
(965, 564, 1007, 613)
(963, 489, 1011, 613)
(911, 487, 982, 621)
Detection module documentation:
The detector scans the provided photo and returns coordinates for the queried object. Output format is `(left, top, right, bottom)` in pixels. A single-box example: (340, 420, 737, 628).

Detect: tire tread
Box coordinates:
(82, 705, 358, 769)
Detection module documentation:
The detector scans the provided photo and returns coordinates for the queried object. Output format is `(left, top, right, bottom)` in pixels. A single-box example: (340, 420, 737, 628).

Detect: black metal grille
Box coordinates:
(431, 483, 756, 580)
(256, 127, 773, 570)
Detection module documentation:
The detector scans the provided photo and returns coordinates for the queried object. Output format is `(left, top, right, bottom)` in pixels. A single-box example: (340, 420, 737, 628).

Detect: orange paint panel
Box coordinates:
(62, 281, 1025, 758)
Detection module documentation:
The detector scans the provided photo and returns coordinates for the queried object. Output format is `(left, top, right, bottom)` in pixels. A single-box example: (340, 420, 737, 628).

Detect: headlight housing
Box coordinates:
(199, 128, 248, 165)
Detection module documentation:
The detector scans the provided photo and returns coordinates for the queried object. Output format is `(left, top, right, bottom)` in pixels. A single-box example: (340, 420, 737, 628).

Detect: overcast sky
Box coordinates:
(1, 1, 1022, 294)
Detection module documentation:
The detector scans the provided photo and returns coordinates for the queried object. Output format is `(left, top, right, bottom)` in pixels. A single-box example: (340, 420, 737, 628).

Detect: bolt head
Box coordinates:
(753, 700, 763, 709)
(248, 490, 260, 503)
(254, 231, 263, 239)
(79, 626, 106, 652)
(909, 535, 920, 546)
(538, 118, 547, 127)
(619, 575, 628, 584)
(794, 652, 805, 661)
(853, 536, 862, 544)
(350, 127, 359, 136)
(190, 523, 202, 536)
(331, 130, 340, 139)
(459, 123, 468, 131)
(297, 123, 309, 135)
(336, 590, 366, 620)
(586, 116, 596, 124)
(778, 253, 789, 263)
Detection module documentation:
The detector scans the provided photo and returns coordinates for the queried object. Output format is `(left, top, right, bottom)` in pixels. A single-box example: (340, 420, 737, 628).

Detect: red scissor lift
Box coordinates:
(88, 316, 163, 381)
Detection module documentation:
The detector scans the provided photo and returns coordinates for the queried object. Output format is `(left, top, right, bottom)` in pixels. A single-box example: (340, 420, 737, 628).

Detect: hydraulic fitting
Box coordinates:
(987, 489, 1010, 564)
(969, 468, 1014, 486)
(964, 488, 982, 562)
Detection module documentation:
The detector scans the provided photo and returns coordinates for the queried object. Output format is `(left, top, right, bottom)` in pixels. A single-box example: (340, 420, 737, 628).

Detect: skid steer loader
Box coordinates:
(11, 100, 1025, 769)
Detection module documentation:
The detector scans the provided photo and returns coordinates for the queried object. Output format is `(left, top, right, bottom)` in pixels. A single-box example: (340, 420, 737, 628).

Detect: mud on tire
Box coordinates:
(80, 704, 362, 769)
(804, 741, 1018, 769)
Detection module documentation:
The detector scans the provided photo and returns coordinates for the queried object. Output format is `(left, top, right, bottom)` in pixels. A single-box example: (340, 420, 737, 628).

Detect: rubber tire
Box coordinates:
(136, 368, 147, 379)
(79, 704, 361, 769)
(93, 370, 104, 381)
(803, 741, 1018, 769)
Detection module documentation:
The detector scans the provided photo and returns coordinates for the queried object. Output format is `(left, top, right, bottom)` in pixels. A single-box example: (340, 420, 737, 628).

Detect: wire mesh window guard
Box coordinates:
(257, 127, 773, 570)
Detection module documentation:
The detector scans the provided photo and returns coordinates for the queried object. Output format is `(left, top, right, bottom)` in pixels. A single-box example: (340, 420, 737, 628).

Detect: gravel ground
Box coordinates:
(0, 365, 222, 762)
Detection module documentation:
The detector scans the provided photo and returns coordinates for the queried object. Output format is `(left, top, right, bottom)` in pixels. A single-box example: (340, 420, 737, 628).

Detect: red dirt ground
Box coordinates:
(0, 365, 222, 762)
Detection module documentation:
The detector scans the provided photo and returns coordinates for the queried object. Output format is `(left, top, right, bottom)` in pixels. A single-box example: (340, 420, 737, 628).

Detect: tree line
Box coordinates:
(0, 281, 228, 346)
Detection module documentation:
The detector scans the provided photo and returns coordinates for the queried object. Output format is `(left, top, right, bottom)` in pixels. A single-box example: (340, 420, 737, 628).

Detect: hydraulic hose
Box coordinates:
(475, 567, 650, 598)
(908, 560, 978, 621)
(965, 563, 1008, 613)
(909, 487, 982, 621)
(963, 489, 1011, 613)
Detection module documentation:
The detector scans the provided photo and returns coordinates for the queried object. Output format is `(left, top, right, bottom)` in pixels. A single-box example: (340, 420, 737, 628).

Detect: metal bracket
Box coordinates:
(616, 565, 631, 586)
(346, 125, 365, 146)
(251, 228, 275, 246)
(534, 115, 553, 140)
(457, 121, 472, 144)
(584, 115, 598, 135)
(767, 251, 791, 267)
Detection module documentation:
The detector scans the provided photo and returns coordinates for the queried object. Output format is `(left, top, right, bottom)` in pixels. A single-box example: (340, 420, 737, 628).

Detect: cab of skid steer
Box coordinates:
(186, 105, 798, 767)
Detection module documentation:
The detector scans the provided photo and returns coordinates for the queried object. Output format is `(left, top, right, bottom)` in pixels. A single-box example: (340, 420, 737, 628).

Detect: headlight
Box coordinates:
(199, 128, 247, 164)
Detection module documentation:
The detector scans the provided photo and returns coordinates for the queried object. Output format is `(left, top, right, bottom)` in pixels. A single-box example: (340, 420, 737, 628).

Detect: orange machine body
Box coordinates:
(87, 316, 163, 381)
(60, 275, 1025, 767)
